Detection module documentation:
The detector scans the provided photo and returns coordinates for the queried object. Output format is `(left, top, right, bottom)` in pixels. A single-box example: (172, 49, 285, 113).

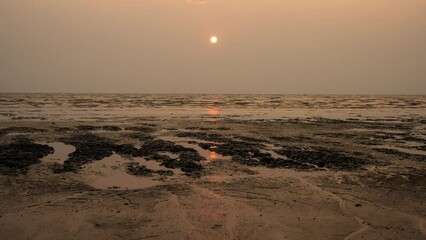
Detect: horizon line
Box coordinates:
(0, 92, 425, 96)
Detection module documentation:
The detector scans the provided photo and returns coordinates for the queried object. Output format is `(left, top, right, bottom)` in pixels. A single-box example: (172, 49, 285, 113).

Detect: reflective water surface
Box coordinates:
(0, 94, 425, 121)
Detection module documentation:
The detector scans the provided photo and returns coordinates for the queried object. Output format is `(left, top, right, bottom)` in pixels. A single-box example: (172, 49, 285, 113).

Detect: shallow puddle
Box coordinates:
(41, 142, 75, 164)
(82, 154, 166, 190)
(157, 136, 230, 163)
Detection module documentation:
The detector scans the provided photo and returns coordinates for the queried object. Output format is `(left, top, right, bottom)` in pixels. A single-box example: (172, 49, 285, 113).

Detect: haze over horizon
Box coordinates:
(1, 0, 425, 94)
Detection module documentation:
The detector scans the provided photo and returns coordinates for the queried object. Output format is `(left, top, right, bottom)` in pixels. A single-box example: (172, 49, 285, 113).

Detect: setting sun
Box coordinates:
(210, 36, 218, 44)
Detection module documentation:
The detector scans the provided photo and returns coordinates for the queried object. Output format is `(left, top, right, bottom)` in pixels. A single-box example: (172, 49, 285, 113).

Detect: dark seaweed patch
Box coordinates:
(416, 145, 426, 151)
(57, 134, 119, 172)
(102, 126, 122, 131)
(76, 125, 102, 131)
(56, 135, 204, 176)
(176, 132, 228, 142)
(126, 162, 173, 177)
(0, 138, 53, 174)
(373, 148, 424, 161)
(258, 156, 313, 169)
(276, 147, 369, 170)
(136, 139, 205, 177)
(271, 135, 314, 143)
(125, 126, 156, 133)
(185, 126, 231, 131)
(180, 132, 314, 170)
(52, 127, 74, 132)
(124, 133, 155, 141)
(179, 131, 371, 170)
(0, 127, 46, 136)
(75, 125, 122, 131)
(236, 136, 269, 143)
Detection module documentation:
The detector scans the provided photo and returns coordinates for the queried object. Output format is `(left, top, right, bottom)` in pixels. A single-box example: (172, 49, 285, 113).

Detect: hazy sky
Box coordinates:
(1, 0, 425, 94)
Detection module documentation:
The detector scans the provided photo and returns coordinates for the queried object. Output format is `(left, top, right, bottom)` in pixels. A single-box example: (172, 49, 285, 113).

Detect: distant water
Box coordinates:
(0, 93, 425, 121)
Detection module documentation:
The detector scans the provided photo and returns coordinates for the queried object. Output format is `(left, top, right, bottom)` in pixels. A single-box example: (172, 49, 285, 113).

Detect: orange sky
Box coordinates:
(0, 0, 425, 94)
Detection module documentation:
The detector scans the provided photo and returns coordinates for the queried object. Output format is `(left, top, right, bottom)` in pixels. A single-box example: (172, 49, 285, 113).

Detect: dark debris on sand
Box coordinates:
(276, 146, 370, 170)
(126, 162, 174, 177)
(125, 126, 156, 133)
(76, 125, 122, 131)
(124, 132, 155, 141)
(179, 131, 314, 170)
(55, 134, 205, 177)
(0, 127, 47, 137)
(373, 148, 425, 161)
(0, 138, 53, 175)
(185, 126, 231, 131)
(137, 139, 205, 177)
(176, 132, 229, 143)
(54, 134, 119, 172)
(179, 131, 372, 170)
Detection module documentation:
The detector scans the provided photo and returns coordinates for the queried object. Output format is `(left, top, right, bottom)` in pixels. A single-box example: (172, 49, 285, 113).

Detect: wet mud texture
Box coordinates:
(55, 134, 119, 172)
(124, 126, 156, 133)
(76, 125, 122, 131)
(127, 162, 174, 177)
(0, 138, 53, 174)
(180, 132, 372, 170)
(276, 146, 370, 170)
(138, 139, 205, 176)
(373, 148, 425, 162)
(0, 127, 46, 137)
(55, 134, 204, 177)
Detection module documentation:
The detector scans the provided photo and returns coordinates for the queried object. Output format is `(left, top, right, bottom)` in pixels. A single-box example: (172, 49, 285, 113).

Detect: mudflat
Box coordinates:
(0, 94, 425, 239)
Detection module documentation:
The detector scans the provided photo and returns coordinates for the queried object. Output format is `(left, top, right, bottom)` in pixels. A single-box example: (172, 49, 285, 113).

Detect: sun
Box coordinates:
(210, 36, 218, 44)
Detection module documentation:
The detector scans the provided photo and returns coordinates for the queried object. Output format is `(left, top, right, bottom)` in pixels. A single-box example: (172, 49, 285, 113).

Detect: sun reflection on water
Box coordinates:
(209, 151, 219, 159)
(207, 107, 220, 115)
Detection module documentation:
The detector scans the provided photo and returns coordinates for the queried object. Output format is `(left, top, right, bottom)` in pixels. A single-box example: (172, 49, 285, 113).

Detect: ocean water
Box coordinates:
(0, 93, 425, 121)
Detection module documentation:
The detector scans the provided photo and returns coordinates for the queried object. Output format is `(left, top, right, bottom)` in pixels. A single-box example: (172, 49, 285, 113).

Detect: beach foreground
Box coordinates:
(0, 95, 425, 240)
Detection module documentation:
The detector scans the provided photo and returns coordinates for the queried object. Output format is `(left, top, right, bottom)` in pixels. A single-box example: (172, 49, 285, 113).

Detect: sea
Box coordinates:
(0, 93, 425, 122)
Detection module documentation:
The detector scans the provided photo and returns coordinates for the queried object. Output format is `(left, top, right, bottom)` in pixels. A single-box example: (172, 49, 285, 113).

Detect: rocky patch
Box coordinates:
(0, 138, 53, 174)
(276, 146, 370, 170)
(55, 134, 205, 177)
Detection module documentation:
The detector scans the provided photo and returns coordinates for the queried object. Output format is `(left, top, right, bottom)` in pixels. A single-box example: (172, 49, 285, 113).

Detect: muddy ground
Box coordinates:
(0, 118, 425, 240)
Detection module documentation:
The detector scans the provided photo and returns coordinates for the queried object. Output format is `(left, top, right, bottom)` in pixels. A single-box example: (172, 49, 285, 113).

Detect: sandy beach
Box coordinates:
(0, 94, 425, 240)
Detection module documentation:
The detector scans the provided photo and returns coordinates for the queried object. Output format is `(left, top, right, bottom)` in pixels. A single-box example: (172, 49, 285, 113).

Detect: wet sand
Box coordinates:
(0, 95, 425, 240)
